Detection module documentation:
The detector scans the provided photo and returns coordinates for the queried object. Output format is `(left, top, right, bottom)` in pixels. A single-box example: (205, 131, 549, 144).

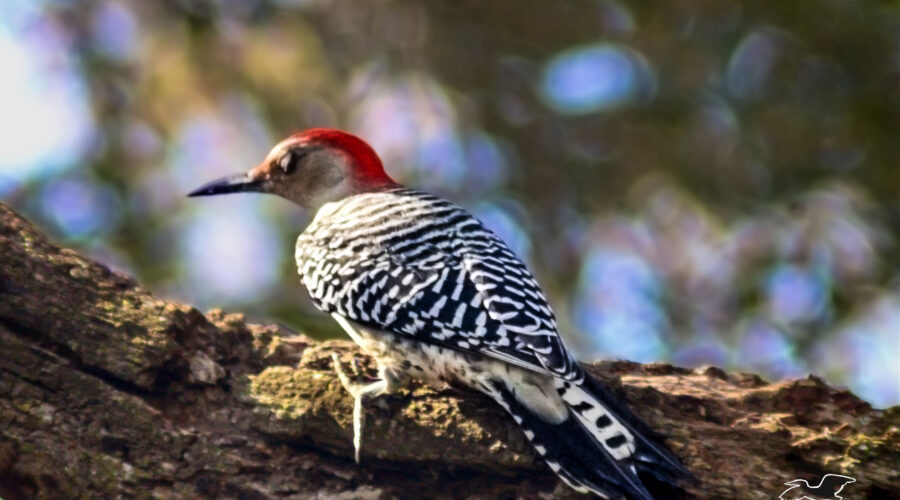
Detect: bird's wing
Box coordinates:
(307, 210, 579, 380)
(818, 474, 855, 497)
(459, 241, 581, 379)
(778, 484, 800, 500)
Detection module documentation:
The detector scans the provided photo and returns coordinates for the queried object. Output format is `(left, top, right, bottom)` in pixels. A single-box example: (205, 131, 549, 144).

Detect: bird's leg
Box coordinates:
(331, 353, 407, 463)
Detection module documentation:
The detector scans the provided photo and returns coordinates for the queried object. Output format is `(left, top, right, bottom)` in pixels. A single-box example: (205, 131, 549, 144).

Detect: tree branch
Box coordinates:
(0, 202, 896, 499)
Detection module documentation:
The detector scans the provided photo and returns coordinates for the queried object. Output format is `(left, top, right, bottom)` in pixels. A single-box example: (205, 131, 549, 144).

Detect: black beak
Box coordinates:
(187, 173, 264, 197)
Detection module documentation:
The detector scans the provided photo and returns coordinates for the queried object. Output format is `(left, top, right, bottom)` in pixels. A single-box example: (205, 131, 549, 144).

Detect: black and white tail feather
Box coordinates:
(483, 368, 692, 500)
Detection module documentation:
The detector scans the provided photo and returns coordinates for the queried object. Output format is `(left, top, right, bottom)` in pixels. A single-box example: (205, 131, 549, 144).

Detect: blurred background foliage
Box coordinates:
(1, 0, 898, 407)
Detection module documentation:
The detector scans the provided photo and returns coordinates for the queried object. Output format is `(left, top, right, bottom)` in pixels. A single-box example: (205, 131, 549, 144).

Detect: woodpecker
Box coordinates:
(189, 128, 693, 499)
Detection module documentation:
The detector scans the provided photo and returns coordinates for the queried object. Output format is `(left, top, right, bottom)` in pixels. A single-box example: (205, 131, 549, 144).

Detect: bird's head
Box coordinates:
(188, 128, 397, 210)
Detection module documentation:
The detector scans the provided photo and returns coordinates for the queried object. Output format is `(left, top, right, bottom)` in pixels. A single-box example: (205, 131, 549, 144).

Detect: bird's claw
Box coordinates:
(331, 352, 357, 394)
(331, 352, 386, 464)
(351, 356, 365, 378)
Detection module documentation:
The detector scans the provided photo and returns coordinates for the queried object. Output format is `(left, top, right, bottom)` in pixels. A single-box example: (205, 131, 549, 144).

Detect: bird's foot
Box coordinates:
(331, 352, 388, 464)
(350, 356, 366, 378)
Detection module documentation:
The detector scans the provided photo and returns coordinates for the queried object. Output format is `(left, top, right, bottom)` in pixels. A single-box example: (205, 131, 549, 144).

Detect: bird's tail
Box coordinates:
(483, 370, 693, 499)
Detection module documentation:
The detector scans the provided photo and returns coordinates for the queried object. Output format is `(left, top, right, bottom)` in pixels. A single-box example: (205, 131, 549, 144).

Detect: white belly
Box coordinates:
(331, 313, 568, 423)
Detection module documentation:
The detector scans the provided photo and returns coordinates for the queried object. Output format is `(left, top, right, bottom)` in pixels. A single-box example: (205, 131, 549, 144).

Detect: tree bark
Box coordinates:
(0, 202, 897, 499)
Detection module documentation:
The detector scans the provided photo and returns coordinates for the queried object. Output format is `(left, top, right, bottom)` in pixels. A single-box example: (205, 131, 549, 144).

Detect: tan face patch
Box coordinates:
(247, 161, 275, 182)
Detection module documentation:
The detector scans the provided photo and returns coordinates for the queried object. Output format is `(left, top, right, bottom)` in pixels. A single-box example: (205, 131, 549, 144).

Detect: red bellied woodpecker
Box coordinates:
(189, 128, 693, 499)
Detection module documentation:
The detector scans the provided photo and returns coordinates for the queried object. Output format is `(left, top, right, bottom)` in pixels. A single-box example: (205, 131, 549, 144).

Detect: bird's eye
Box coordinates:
(278, 151, 299, 174)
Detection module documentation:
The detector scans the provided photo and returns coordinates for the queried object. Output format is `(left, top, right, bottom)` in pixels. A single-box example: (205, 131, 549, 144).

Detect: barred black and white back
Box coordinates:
(296, 187, 691, 499)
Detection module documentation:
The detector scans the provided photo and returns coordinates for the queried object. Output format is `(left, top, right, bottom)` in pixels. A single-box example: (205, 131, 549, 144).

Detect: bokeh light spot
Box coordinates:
(764, 264, 829, 323)
(541, 43, 655, 114)
(464, 131, 508, 192)
(0, 3, 95, 192)
(813, 294, 900, 408)
(738, 319, 803, 377)
(727, 28, 780, 99)
(39, 178, 121, 239)
(181, 203, 283, 304)
(572, 248, 667, 362)
(91, 1, 139, 61)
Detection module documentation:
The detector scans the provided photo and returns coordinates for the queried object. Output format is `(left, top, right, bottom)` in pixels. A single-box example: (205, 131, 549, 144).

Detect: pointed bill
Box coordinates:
(187, 173, 263, 197)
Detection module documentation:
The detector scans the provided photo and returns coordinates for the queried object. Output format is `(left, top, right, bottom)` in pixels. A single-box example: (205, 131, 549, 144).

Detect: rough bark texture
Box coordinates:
(0, 202, 897, 500)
